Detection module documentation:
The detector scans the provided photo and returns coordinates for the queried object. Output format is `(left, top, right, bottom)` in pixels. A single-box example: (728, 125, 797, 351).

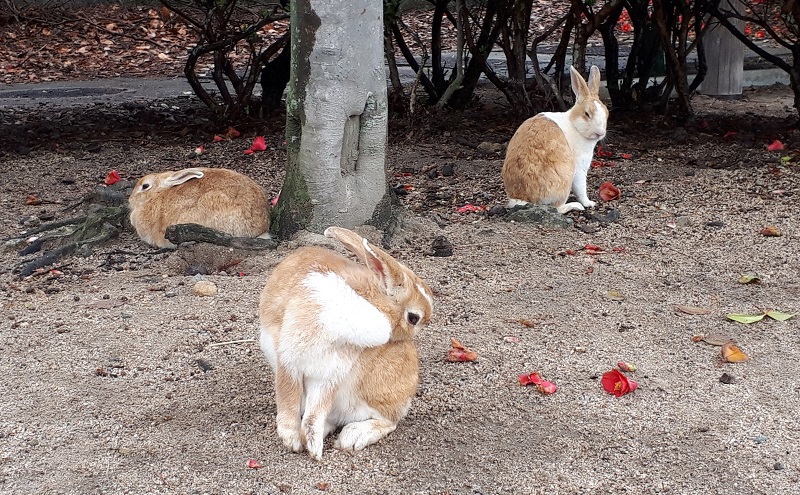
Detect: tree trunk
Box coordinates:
(700, 1, 744, 96)
(273, 0, 392, 239)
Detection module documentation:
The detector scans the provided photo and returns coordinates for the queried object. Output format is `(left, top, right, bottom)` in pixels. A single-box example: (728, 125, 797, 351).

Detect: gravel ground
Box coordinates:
(1, 86, 799, 495)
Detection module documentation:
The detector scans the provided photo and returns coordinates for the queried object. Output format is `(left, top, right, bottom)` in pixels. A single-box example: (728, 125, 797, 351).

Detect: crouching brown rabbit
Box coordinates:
(128, 167, 270, 248)
(258, 226, 434, 460)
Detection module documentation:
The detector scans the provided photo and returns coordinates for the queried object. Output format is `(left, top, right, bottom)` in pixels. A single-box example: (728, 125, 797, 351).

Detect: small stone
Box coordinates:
(754, 435, 768, 444)
(441, 163, 455, 177)
(573, 346, 587, 353)
(430, 236, 453, 257)
(61, 178, 76, 185)
(195, 358, 214, 372)
(121, 312, 134, 319)
(193, 280, 218, 297)
(426, 168, 439, 179)
(706, 220, 724, 228)
(674, 216, 691, 227)
(774, 462, 785, 471)
(165, 289, 178, 298)
(73, 295, 80, 302)
(477, 141, 503, 153)
(719, 373, 736, 385)
(487, 205, 506, 217)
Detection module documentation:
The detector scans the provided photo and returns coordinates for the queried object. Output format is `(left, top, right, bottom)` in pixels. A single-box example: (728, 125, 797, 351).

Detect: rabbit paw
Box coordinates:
(335, 420, 396, 451)
(276, 425, 303, 453)
(580, 199, 597, 208)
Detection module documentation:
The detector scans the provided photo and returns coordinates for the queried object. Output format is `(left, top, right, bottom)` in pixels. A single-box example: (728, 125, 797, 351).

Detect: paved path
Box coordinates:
(0, 47, 791, 109)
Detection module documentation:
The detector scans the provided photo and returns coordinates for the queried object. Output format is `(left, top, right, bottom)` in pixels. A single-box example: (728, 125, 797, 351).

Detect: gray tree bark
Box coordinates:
(272, 0, 393, 239)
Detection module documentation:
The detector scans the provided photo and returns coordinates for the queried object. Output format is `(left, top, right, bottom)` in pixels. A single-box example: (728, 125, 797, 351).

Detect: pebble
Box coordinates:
(774, 462, 785, 470)
(193, 280, 218, 297)
(165, 289, 178, 298)
(121, 312, 133, 319)
(754, 435, 768, 444)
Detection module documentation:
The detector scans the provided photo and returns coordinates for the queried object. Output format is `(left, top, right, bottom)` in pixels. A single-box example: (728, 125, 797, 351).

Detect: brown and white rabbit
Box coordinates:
(502, 65, 608, 213)
(128, 167, 270, 248)
(258, 226, 433, 460)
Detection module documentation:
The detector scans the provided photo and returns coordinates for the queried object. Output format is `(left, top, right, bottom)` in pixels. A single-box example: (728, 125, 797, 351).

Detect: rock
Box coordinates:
(477, 141, 503, 153)
(719, 373, 736, 384)
(487, 205, 506, 217)
(504, 204, 572, 228)
(705, 220, 724, 228)
(165, 289, 178, 298)
(774, 462, 785, 471)
(196, 358, 214, 372)
(193, 280, 217, 297)
(441, 164, 455, 177)
(430, 236, 453, 257)
(589, 208, 620, 224)
(674, 216, 691, 227)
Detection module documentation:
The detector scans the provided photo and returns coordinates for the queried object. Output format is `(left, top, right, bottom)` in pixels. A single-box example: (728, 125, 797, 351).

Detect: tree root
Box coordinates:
(164, 223, 277, 250)
(11, 205, 129, 277)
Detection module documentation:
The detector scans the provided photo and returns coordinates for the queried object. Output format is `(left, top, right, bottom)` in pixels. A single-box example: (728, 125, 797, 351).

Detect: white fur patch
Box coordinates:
(416, 283, 433, 309)
(506, 198, 529, 208)
(303, 271, 392, 348)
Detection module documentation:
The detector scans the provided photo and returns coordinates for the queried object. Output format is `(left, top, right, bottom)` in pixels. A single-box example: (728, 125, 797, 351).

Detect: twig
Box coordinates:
(208, 338, 257, 347)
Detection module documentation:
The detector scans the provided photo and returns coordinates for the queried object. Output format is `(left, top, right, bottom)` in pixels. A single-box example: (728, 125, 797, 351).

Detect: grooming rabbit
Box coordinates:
(259, 226, 433, 460)
(128, 167, 270, 248)
(502, 65, 608, 213)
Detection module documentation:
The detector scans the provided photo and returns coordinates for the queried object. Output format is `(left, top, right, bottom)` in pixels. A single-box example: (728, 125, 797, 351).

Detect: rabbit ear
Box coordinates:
(587, 65, 601, 95)
(569, 65, 591, 100)
(163, 168, 204, 188)
(324, 226, 401, 293)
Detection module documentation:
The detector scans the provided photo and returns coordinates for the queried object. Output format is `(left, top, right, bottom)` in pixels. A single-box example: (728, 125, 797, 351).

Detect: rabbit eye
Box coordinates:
(584, 111, 591, 118)
(407, 312, 420, 325)
(140, 183, 151, 191)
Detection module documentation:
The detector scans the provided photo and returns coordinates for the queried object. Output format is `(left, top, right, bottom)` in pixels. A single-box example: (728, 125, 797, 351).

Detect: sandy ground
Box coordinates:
(1, 86, 799, 495)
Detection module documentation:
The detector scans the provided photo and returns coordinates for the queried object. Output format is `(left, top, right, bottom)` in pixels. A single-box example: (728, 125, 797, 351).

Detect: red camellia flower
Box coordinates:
(767, 139, 784, 151)
(601, 369, 638, 397)
(104, 170, 121, 186)
(518, 372, 557, 394)
(598, 181, 621, 201)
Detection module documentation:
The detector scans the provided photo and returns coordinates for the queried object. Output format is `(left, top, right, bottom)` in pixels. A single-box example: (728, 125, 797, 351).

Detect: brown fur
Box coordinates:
(502, 115, 575, 206)
(128, 167, 270, 248)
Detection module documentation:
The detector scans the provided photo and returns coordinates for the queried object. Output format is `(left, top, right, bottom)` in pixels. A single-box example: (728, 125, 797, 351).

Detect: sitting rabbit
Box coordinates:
(128, 167, 270, 248)
(502, 65, 608, 213)
(259, 226, 433, 460)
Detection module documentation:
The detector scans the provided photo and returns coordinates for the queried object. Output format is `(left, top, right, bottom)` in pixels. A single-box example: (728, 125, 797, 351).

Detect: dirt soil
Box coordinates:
(1, 82, 800, 495)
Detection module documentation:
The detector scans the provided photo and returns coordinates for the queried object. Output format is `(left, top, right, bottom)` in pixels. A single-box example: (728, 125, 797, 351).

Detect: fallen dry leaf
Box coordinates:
(503, 336, 521, 343)
(516, 319, 536, 328)
(246, 459, 263, 469)
(759, 226, 782, 237)
(721, 342, 749, 363)
(737, 273, 761, 284)
(617, 361, 637, 372)
(674, 305, 711, 315)
(315, 482, 330, 491)
(605, 290, 625, 301)
(446, 338, 478, 362)
(25, 194, 42, 205)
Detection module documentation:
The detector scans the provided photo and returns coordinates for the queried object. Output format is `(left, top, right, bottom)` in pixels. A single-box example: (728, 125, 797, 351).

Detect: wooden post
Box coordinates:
(701, 0, 744, 96)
